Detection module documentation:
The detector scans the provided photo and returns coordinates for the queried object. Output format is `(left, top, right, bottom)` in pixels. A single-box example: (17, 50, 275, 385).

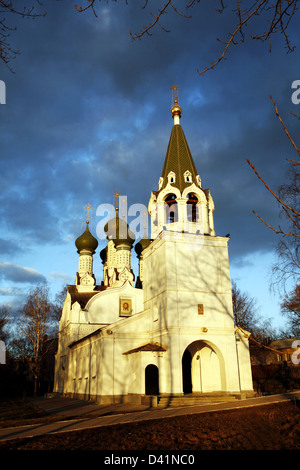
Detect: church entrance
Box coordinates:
(145, 364, 159, 395)
(182, 341, 224, 393)
(182, 349, 192, 394)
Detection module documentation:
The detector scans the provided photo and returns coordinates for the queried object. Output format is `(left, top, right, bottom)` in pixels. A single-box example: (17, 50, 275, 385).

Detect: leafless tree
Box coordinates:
(3, 1, 299, 71)
(18, 283, 56, 396)
(232, 280, 280, 345)
(246, 97, 300, 288)
(0, 305, 9, 341)
(281, 284, 300, 334)
(76, 0, 299, 76)
(232, 280, 260, 330)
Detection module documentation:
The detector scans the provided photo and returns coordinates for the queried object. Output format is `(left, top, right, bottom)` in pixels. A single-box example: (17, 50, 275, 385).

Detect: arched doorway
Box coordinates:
(182, 349, 192, 394)
(182, 341, 225, 393)
(145, 364, 159, 395)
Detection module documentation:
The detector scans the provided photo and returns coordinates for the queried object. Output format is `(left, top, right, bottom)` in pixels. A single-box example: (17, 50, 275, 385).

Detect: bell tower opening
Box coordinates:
(187, 192, 198, 222)
(165, 193, 178, 224)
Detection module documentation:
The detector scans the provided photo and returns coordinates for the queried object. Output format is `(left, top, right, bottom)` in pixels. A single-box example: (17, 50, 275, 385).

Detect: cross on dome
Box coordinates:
(84, 203, 92, 223)
(113, 190, 120, 211)
(170, 83, 180, 105)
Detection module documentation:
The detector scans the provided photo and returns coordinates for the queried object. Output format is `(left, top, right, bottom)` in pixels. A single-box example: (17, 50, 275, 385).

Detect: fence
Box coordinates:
(252, 363, 300, 395)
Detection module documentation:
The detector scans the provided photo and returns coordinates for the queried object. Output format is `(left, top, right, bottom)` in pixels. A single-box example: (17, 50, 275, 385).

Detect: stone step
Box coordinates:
(157, 394, 239, 407)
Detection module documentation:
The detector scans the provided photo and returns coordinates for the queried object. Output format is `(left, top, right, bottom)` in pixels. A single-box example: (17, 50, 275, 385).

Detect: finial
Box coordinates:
(84, 203, 92, 224)
(170, 84, 182, 124)
(170, 83, 180, 105)
(113, 190, 120, 212)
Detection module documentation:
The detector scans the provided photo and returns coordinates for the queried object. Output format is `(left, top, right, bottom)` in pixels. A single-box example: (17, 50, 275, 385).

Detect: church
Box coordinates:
(53, 89, 254, 404)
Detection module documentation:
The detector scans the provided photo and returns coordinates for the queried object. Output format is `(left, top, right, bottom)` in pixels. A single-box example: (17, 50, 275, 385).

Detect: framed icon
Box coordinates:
(120, 298, 132, 316)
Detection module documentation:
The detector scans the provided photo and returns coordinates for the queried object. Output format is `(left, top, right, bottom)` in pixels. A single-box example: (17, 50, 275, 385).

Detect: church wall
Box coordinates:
(60, 310, 153, 402)
(235, 329, 254, 392)
(140, 231, 252, 396)
(150, 329, 242, 394)
(143, 233, 234, 330)
(86, 282, 144, 324)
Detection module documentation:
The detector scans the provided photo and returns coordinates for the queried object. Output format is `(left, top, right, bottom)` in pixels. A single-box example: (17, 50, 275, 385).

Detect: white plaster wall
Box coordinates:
(86, 282, 144, 324)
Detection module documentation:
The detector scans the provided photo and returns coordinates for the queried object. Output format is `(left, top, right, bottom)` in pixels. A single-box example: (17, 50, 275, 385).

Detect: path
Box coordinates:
(0, 391, 299, 442)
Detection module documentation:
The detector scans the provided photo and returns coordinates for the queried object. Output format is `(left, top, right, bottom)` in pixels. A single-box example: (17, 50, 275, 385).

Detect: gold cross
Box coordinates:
(113, 190, 120, 210)
(170, 83, 180, 105)
(84, 203, 92, 223)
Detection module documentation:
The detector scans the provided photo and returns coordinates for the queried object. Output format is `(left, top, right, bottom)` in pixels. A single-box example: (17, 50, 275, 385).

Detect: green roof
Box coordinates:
(160, 124, 200, 193)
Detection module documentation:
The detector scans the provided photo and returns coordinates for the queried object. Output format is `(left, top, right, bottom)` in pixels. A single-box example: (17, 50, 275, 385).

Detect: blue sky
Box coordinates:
(0, 1, 299, 329)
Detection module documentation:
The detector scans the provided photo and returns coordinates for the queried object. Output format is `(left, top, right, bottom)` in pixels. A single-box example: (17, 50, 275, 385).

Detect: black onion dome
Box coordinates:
(135, 236, 151, 257)
(104, 212, 135, 246)
(100, 247, 107, 264)
(75, 222, 98, 254)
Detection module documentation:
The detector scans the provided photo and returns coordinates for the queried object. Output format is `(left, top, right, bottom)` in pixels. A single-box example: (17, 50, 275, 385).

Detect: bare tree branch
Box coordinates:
(246, 96, 299, 286)
(246, 158, 300, 220)
(0, 1, 46, 71)
(77, 1, 296, 76)
(270, 95, 300, 158)
(198, 0, 267, 76)
(129, 1, 192, 40)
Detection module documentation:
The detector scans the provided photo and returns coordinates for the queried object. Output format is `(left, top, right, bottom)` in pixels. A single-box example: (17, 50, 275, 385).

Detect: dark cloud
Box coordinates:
(0, 238, 22, 255)
(0, 262, 46, 284)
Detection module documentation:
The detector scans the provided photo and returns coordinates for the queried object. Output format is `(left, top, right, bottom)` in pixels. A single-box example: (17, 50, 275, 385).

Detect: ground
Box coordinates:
(0, 399, 299, 450)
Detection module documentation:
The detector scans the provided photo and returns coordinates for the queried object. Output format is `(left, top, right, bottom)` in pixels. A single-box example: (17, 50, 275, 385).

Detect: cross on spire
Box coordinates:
(113, 190, 120, 211)
(84, 203, 92, 223)
(170, 83, 180, 105)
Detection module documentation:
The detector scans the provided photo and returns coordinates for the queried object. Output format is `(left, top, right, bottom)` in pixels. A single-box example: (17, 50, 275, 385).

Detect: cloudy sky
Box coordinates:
(0, 0, 299, 329)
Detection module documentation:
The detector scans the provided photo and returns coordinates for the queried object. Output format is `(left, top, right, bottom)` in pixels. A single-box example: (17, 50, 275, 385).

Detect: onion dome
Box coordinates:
(75, 221, 98, 254)
(135, 235, 151, 257)
(100, 247, 107, 264)
(104, 211, 135, 247)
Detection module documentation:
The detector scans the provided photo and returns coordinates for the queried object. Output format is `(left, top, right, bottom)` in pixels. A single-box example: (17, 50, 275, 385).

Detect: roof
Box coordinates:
(123, 343, 167, 355)
(68, 327, 102, 348)
(68, 285, 106, 308)
(269, 338, 300, 350)
(160, 124, 200, 193)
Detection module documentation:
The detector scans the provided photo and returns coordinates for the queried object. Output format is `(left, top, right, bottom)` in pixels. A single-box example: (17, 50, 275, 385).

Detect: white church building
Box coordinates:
(53, 92, 254, 404)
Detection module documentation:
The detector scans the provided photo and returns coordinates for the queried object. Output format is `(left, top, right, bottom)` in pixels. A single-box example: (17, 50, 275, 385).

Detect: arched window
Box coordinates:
(184, 170, 192, 183)
(167, 171, 176, 184)
(187, 193, 198, 222)
(165, 193, 178, 223)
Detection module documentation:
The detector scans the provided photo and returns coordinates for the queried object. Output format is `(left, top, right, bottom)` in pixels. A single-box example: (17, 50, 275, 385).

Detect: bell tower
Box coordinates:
(148, 85, 215, 240)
